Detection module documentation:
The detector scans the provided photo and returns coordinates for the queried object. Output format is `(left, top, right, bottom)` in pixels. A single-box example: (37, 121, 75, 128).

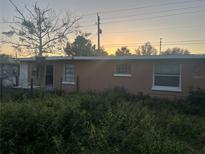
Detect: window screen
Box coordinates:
(154, 64, 180, 88)
(64, 64, 75, 83)
(116, 64, 131, 74)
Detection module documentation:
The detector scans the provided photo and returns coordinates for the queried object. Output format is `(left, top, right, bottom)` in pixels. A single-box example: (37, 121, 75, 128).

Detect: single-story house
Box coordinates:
(18, 55, 205, 98)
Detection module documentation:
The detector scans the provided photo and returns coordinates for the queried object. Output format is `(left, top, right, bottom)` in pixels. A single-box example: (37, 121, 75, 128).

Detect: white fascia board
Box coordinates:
(152, 86, 182, 92)
(17, 55, 205, 62)
(113, 74, 132, 77)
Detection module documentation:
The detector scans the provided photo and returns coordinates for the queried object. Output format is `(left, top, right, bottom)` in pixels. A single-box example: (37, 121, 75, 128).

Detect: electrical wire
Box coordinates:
(103, 40, 205, 47)
(81, 0, 203, 17)
(103, 24, 205, 34)
(102, 9, 205, 25)
(102, 5, 205, 21)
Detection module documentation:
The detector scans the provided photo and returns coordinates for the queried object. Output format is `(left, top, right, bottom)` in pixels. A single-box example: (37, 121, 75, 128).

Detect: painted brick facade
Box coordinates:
(19, 56, 205, 98)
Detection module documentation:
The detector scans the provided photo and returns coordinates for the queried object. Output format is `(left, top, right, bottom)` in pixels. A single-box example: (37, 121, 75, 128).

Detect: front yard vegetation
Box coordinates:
(0, 88, 205, 154)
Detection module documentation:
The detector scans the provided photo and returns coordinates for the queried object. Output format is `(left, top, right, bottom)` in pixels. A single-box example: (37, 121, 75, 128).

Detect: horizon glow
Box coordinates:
(0, 0, 205, 56)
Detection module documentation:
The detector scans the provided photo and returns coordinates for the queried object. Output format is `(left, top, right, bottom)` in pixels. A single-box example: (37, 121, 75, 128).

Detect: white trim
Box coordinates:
(18, 55, 205, 62)
(152, 86, 182, 92)
(113, 74, 132, 77)
(73, 55, 205, 60)
(14, 85, 40, 89)
(19, 62, 28, 88)
(62, 81, 75, 85)
(63, 64, 75, 84)
(154, 74, 180, 77)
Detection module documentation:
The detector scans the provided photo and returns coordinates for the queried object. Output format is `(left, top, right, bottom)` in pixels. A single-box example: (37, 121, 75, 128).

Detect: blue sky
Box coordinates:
(0, 0, 205, 55)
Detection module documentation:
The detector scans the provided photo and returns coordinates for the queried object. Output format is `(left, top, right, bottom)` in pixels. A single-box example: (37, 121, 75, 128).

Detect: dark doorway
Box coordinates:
(45, 65, 53, 88)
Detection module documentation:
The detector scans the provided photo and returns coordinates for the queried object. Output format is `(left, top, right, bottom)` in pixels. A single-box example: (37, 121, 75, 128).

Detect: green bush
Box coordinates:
(0, 89, 205, 153)
(184, 89, 205, 115)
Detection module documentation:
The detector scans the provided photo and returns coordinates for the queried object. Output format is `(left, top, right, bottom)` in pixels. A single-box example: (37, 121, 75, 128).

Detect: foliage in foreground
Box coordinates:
(0, 89, 205, 154)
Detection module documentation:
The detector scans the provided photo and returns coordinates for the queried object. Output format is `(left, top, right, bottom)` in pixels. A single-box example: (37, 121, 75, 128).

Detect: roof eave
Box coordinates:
(17, 55, 205, 62)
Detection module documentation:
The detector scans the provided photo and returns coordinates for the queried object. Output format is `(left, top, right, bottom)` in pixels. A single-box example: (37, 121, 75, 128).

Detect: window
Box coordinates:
(114, 63, 131, 77)
(152, 64, 181, 92)
(63, 64, 75, 84)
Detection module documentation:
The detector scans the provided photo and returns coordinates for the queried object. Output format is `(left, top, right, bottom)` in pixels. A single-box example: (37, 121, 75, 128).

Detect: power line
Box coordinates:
(78, 0, 204, 25)
(79, 24, 96, 28)
(80, 9, 205, 29)
(164, 40, 205, 43)
(81, 0, 203, 17)
(82, 0, 203, 17)
(103, 42, 205, 48)
(104, 24, 205, 34)
(103, 0, 204, 14)
(79, 24, 205, 36)
(102, 5, 205, 21)
(102, 9, 205, 25)
(1, 4, 204, 29)
(115, 39, 205, 44)
(103, 40, 205, 46)
(79, 5, 205, 23)
(163, 42, 205, 46)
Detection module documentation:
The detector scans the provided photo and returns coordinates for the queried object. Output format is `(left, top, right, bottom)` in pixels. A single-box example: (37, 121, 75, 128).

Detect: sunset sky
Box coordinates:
(0, 0, 205, 56)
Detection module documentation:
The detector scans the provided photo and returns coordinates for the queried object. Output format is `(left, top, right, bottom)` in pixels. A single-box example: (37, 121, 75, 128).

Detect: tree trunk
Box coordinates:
(36, 14, 45, 90)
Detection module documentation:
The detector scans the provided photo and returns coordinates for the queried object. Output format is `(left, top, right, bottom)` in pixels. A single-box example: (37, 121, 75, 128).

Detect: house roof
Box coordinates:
(18, 55, 205, 62)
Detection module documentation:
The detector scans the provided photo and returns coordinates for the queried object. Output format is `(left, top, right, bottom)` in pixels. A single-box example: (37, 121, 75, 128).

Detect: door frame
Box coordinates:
(45, 64, 54, 89)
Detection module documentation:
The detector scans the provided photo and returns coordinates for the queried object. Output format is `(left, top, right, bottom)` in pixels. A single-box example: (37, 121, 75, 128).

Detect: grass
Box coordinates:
(0, 88, 205, 154)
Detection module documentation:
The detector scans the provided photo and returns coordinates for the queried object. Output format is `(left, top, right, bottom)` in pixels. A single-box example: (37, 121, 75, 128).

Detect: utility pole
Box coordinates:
(159, 38, 162, 55)
(97, 13, 102, 51)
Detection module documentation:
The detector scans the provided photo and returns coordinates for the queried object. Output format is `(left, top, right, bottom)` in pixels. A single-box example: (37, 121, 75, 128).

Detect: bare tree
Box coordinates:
(135, 42, 157, 55)
(2, 0, 80, 56)
(1, 0, 80, 88)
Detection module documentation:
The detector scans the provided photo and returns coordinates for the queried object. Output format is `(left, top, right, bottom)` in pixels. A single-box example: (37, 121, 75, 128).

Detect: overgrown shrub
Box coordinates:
(184, 88, 205, 115)
(0, 89, 205, 153)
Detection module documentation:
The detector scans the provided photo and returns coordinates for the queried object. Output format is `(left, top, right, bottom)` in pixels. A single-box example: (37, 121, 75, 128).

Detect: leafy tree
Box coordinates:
(135, 42, 157, 55)
(64, 34, 95, 56)
(64, 34, 108, 56)
(162, 47, 190, 55)
(2, 0, 80, 56)
(115, 46, 132, 56)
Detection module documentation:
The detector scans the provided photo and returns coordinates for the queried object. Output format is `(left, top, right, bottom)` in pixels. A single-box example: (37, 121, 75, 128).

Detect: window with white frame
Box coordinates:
(63, 64, 75, 83)
(153, 64, 181, 91)
(114, 63, 131, 76)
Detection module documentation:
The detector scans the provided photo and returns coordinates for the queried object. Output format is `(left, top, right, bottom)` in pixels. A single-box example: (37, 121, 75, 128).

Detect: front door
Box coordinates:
(45, 65, 53, 90)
